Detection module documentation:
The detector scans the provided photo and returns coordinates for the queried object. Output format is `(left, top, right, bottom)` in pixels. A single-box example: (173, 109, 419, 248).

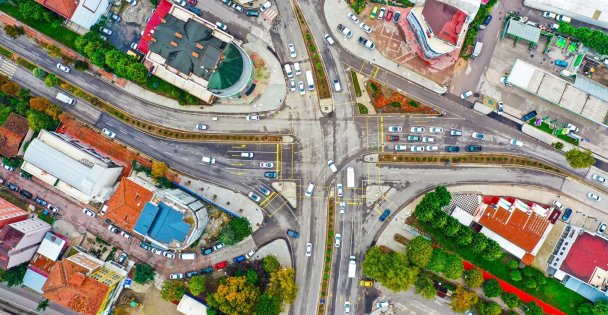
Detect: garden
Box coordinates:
(527, 118, 579, 145)
(365, 79, 439, 114)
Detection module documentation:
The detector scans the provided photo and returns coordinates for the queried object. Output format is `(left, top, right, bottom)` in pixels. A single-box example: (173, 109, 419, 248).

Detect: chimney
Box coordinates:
(192, 52, 199, 58)
(175, 32, 182, 38)
(171, 41, 177, 47)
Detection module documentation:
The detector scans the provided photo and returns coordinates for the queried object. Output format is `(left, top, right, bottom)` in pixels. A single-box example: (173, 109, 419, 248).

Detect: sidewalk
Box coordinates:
(323, 1, 447, 94)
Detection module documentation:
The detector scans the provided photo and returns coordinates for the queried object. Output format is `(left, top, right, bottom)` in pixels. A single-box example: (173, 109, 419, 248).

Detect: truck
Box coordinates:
(56, 92, 75, 105)
(305, 71, 315, 91)
(472, 42, 483, 58)
(348, 256, 356, 278)
(346, 166, 355, 188)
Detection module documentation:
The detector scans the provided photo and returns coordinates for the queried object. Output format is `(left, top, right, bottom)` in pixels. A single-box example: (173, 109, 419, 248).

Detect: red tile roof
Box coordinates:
(105, 178, 154, 230)
(29, 253, 57, 276)
(43, 260, 110, 315)
(0, 197, 28, 229)
(560, 232, 608, 283)
(0, 113, 28, 157)
(35, 0, 78, 19)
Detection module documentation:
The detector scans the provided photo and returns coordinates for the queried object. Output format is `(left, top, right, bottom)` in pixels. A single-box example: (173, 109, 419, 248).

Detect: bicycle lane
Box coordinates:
(462, 260, 566, 315)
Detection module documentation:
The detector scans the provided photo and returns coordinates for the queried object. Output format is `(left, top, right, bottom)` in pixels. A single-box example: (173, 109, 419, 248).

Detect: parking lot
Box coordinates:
(105, 0, 156, 52)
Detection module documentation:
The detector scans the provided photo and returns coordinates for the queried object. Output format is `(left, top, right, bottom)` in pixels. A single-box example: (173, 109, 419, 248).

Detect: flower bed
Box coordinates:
(366, 80, 438, 114)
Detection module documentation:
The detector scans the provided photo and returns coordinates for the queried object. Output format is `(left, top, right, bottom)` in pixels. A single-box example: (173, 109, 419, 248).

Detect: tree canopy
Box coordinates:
(188, 275, 206, 296)
(463, 268, 484, 288)
(362, 246, 419, 292)
(414, 274, 436, 299)
(262, 256, 281, 273)
(256, 293, 282, 315)
(133, 263, 155, 284)
(208, 276, 260, 315)
(478, 301, 502, 315)
(406, 236, 433, 268)
(160, 280, 186, 302)
(450, 285, 478, 313)
(565, 148, 596, 169)
(482, 279, 502, 298)
(219, 217, 253, 245)
(442, 254, 464, 280)
(267, 268, 298, 303)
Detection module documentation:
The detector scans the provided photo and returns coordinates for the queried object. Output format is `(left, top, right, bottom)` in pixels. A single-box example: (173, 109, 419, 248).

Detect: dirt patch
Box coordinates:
(187, 207, 231, 252)
(365, 80, 438, 114)
(116, 286, 182, 315)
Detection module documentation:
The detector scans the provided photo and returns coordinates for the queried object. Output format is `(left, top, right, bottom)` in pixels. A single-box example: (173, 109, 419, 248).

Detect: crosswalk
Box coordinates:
(263, 7, 278, 23)
(0, 57, 18, 78)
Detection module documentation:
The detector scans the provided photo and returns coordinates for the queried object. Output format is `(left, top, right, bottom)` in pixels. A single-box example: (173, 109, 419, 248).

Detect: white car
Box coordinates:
(429, 127, 443, 134)
(101, 128, 116, 139)
(215, 22, 227, 31)
(260, 162, 274, 168)
(543, 11, 557, 19)
(298, 81, 305, 95)
(245, 249, 256, 259)
(327, 160, 337, 173)
(169, 273, 184, 279)
(290, 79, 296, 92)
(306, 242, 312, 256)
(173, 0, 186, 6)
(288, 43, 296, 58)
(378, 7, 386, 19)
(99, 27, 112, 36)
(360, 22, 372, 33)
(335, 234, 341, 248)
(125, 0, 137, 5)
(83, 208, 96, 217)
(345, 301, 351, 314)
(426, 145, 438, 151)
(163, 251, 176, 259)
(410, 126, 425, 133)
(213, 243, 225, 251)
(56, 63, 70, 73)
(347, 12, 359, 24)
(195, 124, 207, 130)
(500, 76, 512, 86)
(333, 80, 342, 92)
(510, 138, 523, 147)
(48, 204, 59, 214)
(248, 192, 261, 202)
(339, 201, 345, 214)
(232, 3, 243, 12)
(472, 132, 486, 140)
(422, 137, 435, 143)
(410, 146, 424, 152)
(588, 192, 601, 201)
(388, 126, 402, 132)
(592, 174, 606, 184)
(108, 225, 120, 233)
(130, 43, 138, 50)
(336, 183, 343, 197)
(394, 144, 407, 151)
(121, 231, 131, 239)
(260, 1, 272, 11)
(152, 248, 163, 255)
(246, 114, 260, 121)
(460, 90, 473, 99)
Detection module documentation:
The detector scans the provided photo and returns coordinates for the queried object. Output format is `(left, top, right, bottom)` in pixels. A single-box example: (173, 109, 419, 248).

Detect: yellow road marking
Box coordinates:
(230, 172, 244, 175)
(276, 144, 281, 176)
(373, 66, 380, 78)
(380, 116, 384, 153)
(231, 163, 245, 166)
(260, 192, 277, 207)
(268, 198, 290, 217)
(232, 145, 247, 149)
(290, 143, 294, 179)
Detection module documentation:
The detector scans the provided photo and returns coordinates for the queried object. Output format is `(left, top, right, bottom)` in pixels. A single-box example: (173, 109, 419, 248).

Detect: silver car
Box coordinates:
(410, 126, 425, 133)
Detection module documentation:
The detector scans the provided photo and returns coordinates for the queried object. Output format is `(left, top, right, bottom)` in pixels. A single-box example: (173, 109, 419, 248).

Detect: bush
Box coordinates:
(370, 82, 379, 93)
(482, 279, 501, 298)
(510, 270, 522, 282)
(501, 292, 521, 308)
(351, 71, 362, 97)
(390, 101, 401, 108)
(408, 100, 419, 107)
(358, 103, 368, 114)
(553, 141, 564, 150)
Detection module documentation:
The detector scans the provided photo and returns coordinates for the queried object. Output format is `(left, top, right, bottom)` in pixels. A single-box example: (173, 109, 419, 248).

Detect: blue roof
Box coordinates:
(133, 202, 190, 244)
(23, 268, 47, 293)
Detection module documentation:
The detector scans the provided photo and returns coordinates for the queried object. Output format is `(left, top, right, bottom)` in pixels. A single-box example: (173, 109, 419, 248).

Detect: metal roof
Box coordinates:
(37, 232, 66, 261)
(23, 268, 47, 293)
(134, 202, 190, 244)
(575, 76, 608, 102)
(506, 20, 541, 44)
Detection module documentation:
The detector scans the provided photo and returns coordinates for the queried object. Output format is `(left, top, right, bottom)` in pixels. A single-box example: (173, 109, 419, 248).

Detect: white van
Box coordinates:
(284, 64, 293, 78)
(56, 92, 75, 105)
(305, 182, 315, 197)
(241, 152, 254, 158)
(179, 252, 197, 260)
(202, 156, 216, 164)
(324, 34, 335, 45)
(293, 62, 301, 76)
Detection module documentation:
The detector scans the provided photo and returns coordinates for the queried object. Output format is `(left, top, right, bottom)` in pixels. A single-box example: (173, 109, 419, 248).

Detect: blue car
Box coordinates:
(233, 255, 246, 263)
(201, 247, 213, 255)
(264, 171, 278, 178)
(562, 208, 573, 222)
(555, 59, 568, 67)
(286, 229, 300, 238)
(379, 209, 391, 222)
(482, 14, 493, 26)
(200, 266, 214, 274)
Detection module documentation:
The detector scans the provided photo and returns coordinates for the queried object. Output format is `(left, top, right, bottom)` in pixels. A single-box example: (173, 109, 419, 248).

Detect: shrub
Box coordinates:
(390, 101, 401, 108)
(408, 100, 419, 107)
(482, 279, 501, 298)
(358, 103, 368, 114)
(370, 82, 378, 93)
(510, 270, 522, 282)
(351, 71, 362, 97)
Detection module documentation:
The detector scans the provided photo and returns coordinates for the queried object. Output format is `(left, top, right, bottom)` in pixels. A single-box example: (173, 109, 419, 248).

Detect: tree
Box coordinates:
(434, 186, 451, 207)
(442, 254, 464, 280)
(501, 292, 521, 309)
(127, 63, 149, 83)
(471, 233, 488, 253)
(44, 45, 62, 58)
(256, 293, 281, 315)
(450, 285, 478, 313)
(219, 217, 253, 245)
(427, 248, 447, 273)
(432, 211, 448, 229)
(133, 263, 155, 284)
(4, 264, 27, 287)
(188, 275, 205, 296)
(160, 280, 186, 302)
(414, 274, 436, 298)
(525, 301, 544, 315)
(565, 148, 596, 168)
(104, 50, 125, 69)
(482, 279, 502, 298)
(415, 200, 436, 222)
(44, 74, 59, 87)
(29, 96, 51, 112)
(523, 278, 537, 289)
(456, 227, 473, 246)
(74, 60, 89, 71)
(1, 82, 20, 96)
(507, 259, 519, 270)
(463, 268, 484, 288)
(592, 299, 608, 315)
(443, 216, 461, 237)
(481, 239, 503, 261)
(245, 269, 258, 286)
(383, 263, 419, 292)
(3, 25, 25, 39)
(553, 141, 564, 150)
(18, 1, 44, 21)
(36, 299, 50, 312)
(90, 51, 106, 67)
(263, 255, 281, 273)
(478, 301, 502, 315)
(510, 270, 522, 282)
(207, 276, 260, 315)
(406, 236, 433, 268)
(45, 104, 62, 120)
(26, 111, 54, 132)
(32, 68, 48, 80)
(151, 161, 168, 178)
(267, 268, 298, 303)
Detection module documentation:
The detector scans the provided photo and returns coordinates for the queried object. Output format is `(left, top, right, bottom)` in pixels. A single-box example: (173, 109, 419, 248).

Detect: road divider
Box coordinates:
(318, 196, 336, 315)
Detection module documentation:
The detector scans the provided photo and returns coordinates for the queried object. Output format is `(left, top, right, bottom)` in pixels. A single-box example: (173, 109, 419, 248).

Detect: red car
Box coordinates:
(386, 135, 399, 141)
(187, 0, 197, 5)
(214, 261, 228, 270)
(385, 8, 394, 21)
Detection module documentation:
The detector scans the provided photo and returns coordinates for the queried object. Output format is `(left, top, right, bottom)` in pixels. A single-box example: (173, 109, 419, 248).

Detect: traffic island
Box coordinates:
(318, 196, 336, 315)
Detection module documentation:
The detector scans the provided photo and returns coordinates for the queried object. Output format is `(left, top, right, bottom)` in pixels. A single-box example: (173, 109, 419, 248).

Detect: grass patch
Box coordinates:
(0, 189, 29, 210)
(527, 120, 579, 145)
(15, 57, 36, 70)
(37, 212, 55, 225)
(358, 103, 368, 114)
(408, 100, 419, 108)
(145, 76, 200, 105)
(390, 101, 401, 108)
(351, 71, 362, 97)
(0, 46, 13, 58)
(370, 82, 378, 93)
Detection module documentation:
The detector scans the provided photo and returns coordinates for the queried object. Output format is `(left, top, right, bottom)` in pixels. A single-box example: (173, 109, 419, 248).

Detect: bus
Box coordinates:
(305, 70, 315, 91)
(370, 6, 378, 19)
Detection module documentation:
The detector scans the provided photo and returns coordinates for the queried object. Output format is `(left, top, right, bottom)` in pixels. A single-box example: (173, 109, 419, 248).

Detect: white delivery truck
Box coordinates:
(56, 92, 75, 105)
(346, 166, 355, 188)
(348, 256, 356, 278)
(305, 70, 315, 91)
(472, 42, 483, 58)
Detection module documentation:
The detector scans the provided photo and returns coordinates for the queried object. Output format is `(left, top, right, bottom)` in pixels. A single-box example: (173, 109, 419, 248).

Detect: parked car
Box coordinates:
(360, 22, 372, 33)
(598, 223, 607, 234)
(472, 132, 486, 140)
(233, 255, 246, 263)
(83, 208, 96, 217)
(347, 12, 359, 24)
(290, 79, 296, 91)
(48, 204, 59, 214)
(248, 192, 261, 202)
(259, 1, 271, 11)
(422, 137, 435, 143)
(118, 252, 128, 264)
(288, 43, 297, 58)
(385, 8, 393, 21)
(394, 144, 407, 151)
(378, 7, 385, 19)
(306, 242, 313, 256)
(99, 27, 113, 36)
(379, 209, 390, 221)
(264, 171, 278, 178)
(188, 6, 202, 16)
(426, 145, 439, 151)
(245, 249, 256, 259)
(20, 190, 32, 199)
(202, 247, 214, 255)
(185, 270, 200, 278)
(215, 22, 227, 31)
(34, 196, 47, 206)
(258, 186, 271, 196)
(562, 208, 573, 222)
(231, 3, 243, 12)
(200, 266, 214, 274)
(521, 110, 537, 121)
(109, 13, 121, 22)
(429, 127, 443, 134)
(286, 229, 300, 238)
(555, 59, 568, 67)
(337, 24, 353, 38)
(102, 128, 116, 139)
(246, 9, 259, 17)
(357, 36, 375, 50)
(213, 261, 228, 270)
(121, 231, 131, 239)
(213, 243, 225, 251)
(388, 126, 402, 132)
(169, 273, 184, 279)
(151, 247, 163, 255)
(336, 183, 344, 197)
(360, 280, 373, 287)
(163, 251, 176, 259)
(410, 126, 424, 133)
(588, 192, 601, 201)
(139, 242, 152, 250)
(7, 182, 18, 191)
(543, 11, 557, 19)
(410, 146, 424, 152)
(406, 135, 421, 142)
(465, 145, 482, 152)
(393, 11, 401, 23)
(510, 138, 523, 147)
(445, 146, 460, 152)
(298, 81, 305, 95)
(460, 90, 473, 99)
(108, 225, 120, 234)
(125, 0, 137, 6)
(260, 162, 274, 168)
(327, 160, 338, 173)
(482, 14, 493, 26)
(592, 174, 606, 184)
(386, 135, 399, 141)
(450, 129, 462, 136)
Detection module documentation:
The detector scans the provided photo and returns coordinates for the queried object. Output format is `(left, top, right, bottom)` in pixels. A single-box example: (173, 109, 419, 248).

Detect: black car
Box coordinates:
(185, 270, 200, 278)
(386, 135, 399, 141)
(20, 171, 32, 180)
(482, 14, 493, 26)
(34, 196, 47, 206)
(20, 189, 32, 199)
(187, 5, 202, 16)
(521, 110, 537, 122)
(465, 145, 482, 152)
(445, 146, 460, 152)
(105, 218, 112, 224)
(200, 266, 214, 274)
(201, 247, 214, 255)
(7, 182, 18, 191)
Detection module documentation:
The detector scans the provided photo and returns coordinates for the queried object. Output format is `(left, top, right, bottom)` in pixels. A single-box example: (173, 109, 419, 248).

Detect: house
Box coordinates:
(0, 217, 51, 269)
(0, 113, 30, 158)
(36, 0, 111, 32)
(0, 197, 29, 229)
(104, 176, 157, 231)
(177, 293, 208, 315)
(22, 232, 67, 293)
(21, 130, 123, 203)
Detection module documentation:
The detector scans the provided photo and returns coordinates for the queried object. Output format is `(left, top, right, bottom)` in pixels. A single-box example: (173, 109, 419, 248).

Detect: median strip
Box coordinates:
(318, 196, 336, 315)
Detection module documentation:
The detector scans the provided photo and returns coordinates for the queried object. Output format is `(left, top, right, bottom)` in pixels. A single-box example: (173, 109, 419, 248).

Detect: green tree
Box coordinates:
(133, 263, 155, 284)
(565, 148, 596, 168)
(188, 275, 205, 296)
(450, 285, 478, 313)
(456, 227, 473, 246)
(481, 239, 503, 261)
(478, 301, 502, 315)
(44, 74, 59, 87)
(245, 269, 258, 286)
(553, 141, 564, 150)
(406, 236, 433, 268)
(160, 280, 186, 302)
(501, 292, 521, 309)
(219, 217, 253, 245)
(415, 200, 436, 222)
(44, 45, 62, 58)
(90, 51, 106, 67)
(510, 270, 522, 282)
(442, 254, 464, 280)
(522, 278, 537, 289)
(26, 111, 54, 132)
(383, 264, 419, 292)
(507, 259, 519, 269)
(471, 233, 488, 253)
(36, 299, 50, 312)
(427, 248, 447, 273)
(362, 246, 392, 280)
(525, 301, 544, 315)
(32, 68, 47, 80)
(592, 299, 608, 314)
(4, 264, 27, 287)
(463, 268, 484, 288)
(432, 211, 448, 229)
(443, 216, 461, 237)
(267, 268, 298, 303)
(262, 255, 281, 273)
(256, 293, 281, 315)
(18, 1, 45, 20)
(482, 279, 501, 298)
(434, 186, 451, 207)
(207, 276, 260, 315)
(414, 274, 436, 298)
(3, 25, 25, 39)
(104, 50, 125, 69)
(74, 60, 89, 71)
(127, 63, 149, 83)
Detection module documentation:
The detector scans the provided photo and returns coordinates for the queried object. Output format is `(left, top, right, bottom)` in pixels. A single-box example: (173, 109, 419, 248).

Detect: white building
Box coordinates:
(524, 0, 608, 29)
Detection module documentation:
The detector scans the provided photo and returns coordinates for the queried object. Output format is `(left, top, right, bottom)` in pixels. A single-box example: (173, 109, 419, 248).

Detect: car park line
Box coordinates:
(260, 191, 277, 207)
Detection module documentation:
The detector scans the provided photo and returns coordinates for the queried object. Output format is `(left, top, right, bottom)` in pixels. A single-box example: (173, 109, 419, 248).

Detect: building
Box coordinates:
(0, 198, 29, 229)
(105, 176, 157, 231)
(0, 218, 51, 269)
(43, 251, 127, 315)
(504, 19, 541, 46)
(140, 1, 253, 103)
(400, 0, 480, 61)
(36, 0, 111, 32)
(551, 226, 608, 301)
(21, 130, 123, 203)
(523, 0, 608, 30)
(0, 113, 30, 158)
(23, 232, 67, 293)
(177, 293, 208, 315)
